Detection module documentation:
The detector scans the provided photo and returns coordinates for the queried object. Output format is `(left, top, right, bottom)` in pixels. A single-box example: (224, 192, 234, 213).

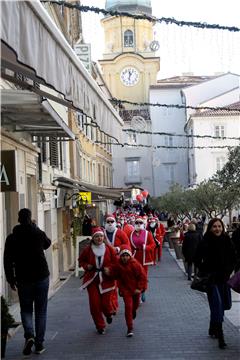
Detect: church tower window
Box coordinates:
(124, 30, 134, 47)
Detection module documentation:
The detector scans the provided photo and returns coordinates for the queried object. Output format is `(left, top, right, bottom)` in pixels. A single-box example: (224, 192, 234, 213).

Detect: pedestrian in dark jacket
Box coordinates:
(194, 218, 236, 349)
(182, 223, 201, 280)
(4, 208, 51, 356)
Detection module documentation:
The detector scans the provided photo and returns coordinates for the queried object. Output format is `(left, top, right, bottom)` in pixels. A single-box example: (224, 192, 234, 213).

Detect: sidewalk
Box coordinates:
(168, 247, 240, 330)
(5, 247, 240, 360)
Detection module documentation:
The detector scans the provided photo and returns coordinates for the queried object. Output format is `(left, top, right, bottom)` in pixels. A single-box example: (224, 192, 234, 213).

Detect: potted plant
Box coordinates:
(1, 296, 15, 359)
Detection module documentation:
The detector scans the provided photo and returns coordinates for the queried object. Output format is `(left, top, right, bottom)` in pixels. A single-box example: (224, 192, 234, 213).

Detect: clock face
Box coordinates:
(120, 67, 139, 86)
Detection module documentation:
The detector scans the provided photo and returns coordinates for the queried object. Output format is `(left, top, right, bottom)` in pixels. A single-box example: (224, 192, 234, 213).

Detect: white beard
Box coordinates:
(135, 224, 144, 231)
(150, 222, 156, 228)
(105, 223, 116, 232)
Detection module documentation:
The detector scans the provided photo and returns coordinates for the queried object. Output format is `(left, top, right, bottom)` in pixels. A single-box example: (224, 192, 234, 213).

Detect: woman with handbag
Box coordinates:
(194, 218, 236, 349)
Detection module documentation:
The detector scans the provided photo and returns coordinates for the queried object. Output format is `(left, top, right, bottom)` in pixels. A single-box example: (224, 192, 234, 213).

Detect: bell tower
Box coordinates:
(99, 0, 160, 193)
(99, 0, 160, 107)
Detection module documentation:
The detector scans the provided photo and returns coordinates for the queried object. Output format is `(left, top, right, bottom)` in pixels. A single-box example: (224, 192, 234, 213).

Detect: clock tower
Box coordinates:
(99, 0, 160, 108)
(99, 0, 160, 193)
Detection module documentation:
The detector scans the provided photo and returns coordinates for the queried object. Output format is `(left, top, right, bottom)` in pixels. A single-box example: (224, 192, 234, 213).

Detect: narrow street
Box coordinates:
(5, 247, 240, 360)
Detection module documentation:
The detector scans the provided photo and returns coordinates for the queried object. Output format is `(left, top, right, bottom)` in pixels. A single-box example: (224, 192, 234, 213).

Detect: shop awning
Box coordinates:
(1, 0, 123, 142)
(1, 89, 75, 140)
(53, 177, 123, 201)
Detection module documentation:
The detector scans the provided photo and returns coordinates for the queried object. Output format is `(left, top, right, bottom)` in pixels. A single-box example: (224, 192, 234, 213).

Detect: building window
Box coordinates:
(77, 112, 84, 130)
(164, 135, 173, 149)
(92, 163, 96, 183)
(164, 163, 175, 184)
(127, 159, 140, 177)
(124, 30, 134, 47)
(216, 156, 226, 171)
(214, 125, 225, 138)
(98, 164, 101, 185)
(83, 158, 86, 179)
(126, 132, 137, 145)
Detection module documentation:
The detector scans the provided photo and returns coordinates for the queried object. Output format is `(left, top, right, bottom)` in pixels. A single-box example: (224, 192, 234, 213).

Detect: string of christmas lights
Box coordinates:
(95, 140, 238, 149)
(83, 123, 240, 141)
(110, 98, 240, 113)
(40, 1, 240, 32)
(123, 128, 240, 140)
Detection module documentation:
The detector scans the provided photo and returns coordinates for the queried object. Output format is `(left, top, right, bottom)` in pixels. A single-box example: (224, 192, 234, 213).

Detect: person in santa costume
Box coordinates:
(123, 216, 135, 239)
(129, 217, 155, 302)
(104, 215, 130, 252)
(147, 217, 161, 264)
(104, 214, 130, 313)
(105, 245, 147, 337)
(78, 227, 117, 334)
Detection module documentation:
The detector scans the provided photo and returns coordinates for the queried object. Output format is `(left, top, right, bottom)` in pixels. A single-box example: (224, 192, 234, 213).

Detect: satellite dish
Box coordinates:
(130, 116, 147, 131)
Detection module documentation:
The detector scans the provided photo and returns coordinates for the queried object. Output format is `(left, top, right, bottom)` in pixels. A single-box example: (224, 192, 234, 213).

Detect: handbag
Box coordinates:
(227, 271, 240, 294)
(191, 273, 212, 293)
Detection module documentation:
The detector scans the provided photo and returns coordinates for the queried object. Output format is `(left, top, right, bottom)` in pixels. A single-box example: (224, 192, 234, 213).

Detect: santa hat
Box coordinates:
(150, 217, 158, 222)
(91, 227, 104, 237)
(106, 214, 116, 221)
(119, 245, 132, 257)
(135, 216, 143, 223)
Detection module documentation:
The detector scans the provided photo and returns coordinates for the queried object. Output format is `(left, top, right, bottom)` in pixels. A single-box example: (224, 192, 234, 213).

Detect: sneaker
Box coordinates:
(126, 330, 134, 337)
(106, 316, 112, 324)
(141, 292, 146, 302)
(23, 337, 35, 356)
(35, 343, 45, 354)
(97, 328, 105, 335)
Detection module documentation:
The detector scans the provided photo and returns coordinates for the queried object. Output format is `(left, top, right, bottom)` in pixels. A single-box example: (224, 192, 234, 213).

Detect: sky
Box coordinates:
(81, 0, 240, 79)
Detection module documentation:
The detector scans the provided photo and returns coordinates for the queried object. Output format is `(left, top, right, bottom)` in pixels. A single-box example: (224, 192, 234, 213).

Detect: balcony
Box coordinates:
(124, 175, 142, 185)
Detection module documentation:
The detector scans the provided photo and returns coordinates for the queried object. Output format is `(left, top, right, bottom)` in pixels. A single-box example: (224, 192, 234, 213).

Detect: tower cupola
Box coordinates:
(105, 0, 152, 15)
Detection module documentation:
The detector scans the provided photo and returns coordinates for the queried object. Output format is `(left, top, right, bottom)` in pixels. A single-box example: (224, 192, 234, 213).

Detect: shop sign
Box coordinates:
(0, 150, 17, 192)
(79, 192, 91, 204)
(74, 43, 91, 72)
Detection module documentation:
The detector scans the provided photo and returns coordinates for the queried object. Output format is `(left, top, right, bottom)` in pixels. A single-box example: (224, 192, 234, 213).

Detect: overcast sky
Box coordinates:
(81, 0, 240, 78)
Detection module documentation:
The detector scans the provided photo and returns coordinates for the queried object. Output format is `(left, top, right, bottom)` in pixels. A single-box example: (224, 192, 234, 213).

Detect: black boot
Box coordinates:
(208, 321, 218, 338)
(216, 323, 227, 349)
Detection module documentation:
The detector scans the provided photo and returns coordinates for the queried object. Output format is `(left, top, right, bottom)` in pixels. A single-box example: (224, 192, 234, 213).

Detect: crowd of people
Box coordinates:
(3, 207, 240, 356)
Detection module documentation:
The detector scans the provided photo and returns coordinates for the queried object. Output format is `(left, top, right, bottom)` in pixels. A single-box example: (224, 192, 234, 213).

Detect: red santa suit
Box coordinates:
(123, 223, 135, 239)
(105, 228, 130, 251)
(147, 218, 164, 263)
(105, 216, 130, 313)
(129, 227, 155, 278)
(108, 246, 147, 333)
(158, 222, 166, 260)
(79, 239, 117, 332)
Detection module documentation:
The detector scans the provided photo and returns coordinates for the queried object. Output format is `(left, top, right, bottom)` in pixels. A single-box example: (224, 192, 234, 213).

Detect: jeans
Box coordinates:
(207, 283, 232, 323)
(17, 276, 49, 344)
(186, 262, 196, 280)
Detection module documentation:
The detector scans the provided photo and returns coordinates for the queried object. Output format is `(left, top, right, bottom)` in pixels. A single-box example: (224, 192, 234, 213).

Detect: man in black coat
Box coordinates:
(182, 223, 201, 280)
(4, 208, 51, 356)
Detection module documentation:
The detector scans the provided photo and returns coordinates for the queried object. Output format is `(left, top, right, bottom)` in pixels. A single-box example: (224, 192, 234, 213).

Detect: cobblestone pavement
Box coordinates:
(5, 247, 240, 360)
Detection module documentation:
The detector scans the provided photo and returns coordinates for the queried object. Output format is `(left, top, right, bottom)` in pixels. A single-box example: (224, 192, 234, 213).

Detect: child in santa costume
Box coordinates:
(105, 245, 147, 337)
(129, 217, 155, 302)
(104, 214, 130, 313)
(78, 227, 117, 334)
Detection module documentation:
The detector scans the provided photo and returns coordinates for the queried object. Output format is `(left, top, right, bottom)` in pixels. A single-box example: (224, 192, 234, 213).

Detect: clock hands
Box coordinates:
(128, 69, 133, 81)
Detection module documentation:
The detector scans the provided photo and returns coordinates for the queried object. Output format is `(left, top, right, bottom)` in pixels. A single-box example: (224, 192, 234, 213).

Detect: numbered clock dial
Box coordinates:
(120, 67, 139, 86)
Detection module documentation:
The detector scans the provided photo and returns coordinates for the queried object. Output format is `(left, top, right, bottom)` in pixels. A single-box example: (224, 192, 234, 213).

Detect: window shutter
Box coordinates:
(50, 137, 59, 167)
